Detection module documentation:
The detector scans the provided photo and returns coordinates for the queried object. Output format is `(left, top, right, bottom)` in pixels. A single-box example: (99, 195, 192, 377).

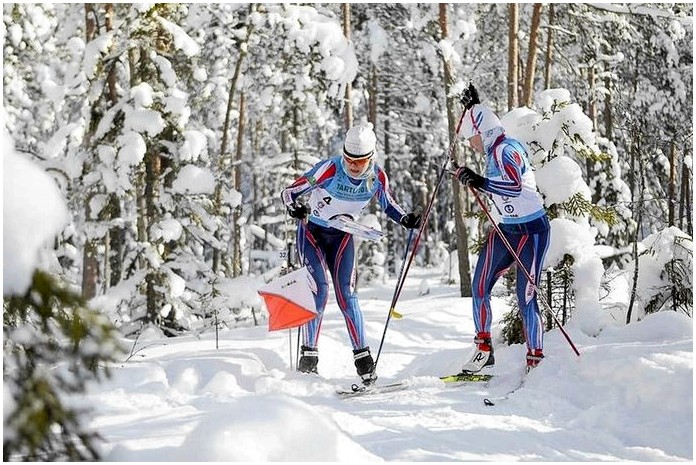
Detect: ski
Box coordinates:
(336, 381, 408, 398)
(483, 371, 529, 406)
(440, 372, 493, 383)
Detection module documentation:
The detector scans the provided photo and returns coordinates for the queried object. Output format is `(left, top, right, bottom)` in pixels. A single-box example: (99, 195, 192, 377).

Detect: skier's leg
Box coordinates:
(296, 222, 329, 349)
(325, 232, 365, 350)
(462, 230, 514, 372)
(513, 223, 550, 367)
(471, 230, 515, 334)
(325, 231, 376, 383)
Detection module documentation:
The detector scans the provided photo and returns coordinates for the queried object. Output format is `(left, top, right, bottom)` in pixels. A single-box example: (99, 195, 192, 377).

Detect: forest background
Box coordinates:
(2, 3, 693, 461)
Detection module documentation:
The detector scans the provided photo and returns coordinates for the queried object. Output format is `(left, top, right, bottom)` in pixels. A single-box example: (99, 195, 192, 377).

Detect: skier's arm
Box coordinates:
(480, 149, 523, 197)
(280, 159, 335, 207)
(374, 167, 407, 223)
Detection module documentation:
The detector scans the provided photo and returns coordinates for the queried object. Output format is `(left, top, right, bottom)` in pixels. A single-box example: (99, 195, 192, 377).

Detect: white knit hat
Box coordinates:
(343, 122, 376, 159)
(460, 104, 503, 140)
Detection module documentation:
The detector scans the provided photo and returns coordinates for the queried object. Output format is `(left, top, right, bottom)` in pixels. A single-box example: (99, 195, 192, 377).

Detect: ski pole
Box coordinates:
(468, 187, 581, 357)
(374, 227, 414, 366)
(388, 228, 416, 320)
(374, 110, 468, 369)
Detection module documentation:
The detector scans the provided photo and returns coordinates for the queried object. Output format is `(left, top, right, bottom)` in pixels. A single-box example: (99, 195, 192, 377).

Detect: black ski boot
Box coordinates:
(353, 347, 377, 385)
(298, 345, 318, 374)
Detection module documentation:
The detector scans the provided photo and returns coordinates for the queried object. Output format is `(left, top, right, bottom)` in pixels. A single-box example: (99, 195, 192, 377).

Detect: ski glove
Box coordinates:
(287, 202, 310, 220)
(400, 212, 422, 229)
(455, 166, 486, 190)
(459, 83, 480, 110)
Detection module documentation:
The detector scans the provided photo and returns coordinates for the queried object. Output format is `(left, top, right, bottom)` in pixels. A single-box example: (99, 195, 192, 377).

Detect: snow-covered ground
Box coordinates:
(86, 267, 693, 461)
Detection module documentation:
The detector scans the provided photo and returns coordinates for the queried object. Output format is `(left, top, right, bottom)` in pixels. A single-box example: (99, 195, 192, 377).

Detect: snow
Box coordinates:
(83, 32, 113, 79)
(3, 136, 69, 296)
(85, 267, 692, 461)
(629, 227, 693, 320)
(2, 5, 692, 460)
(536, 155, 592, 205)
(124, 108, 165, 137)
(117, 131, 147, 167)
(367, 19, 389, 64)
(179, 129, 207, 162)
(157, 16, 200, 58)
(171, 164, 215, 195)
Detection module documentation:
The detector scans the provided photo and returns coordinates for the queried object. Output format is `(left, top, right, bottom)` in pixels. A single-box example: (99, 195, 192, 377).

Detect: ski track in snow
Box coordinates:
(87, 268, 693, 461)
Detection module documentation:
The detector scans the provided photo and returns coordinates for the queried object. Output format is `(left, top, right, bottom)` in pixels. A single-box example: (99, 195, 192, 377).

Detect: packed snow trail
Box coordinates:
(86, 268, 693, 461)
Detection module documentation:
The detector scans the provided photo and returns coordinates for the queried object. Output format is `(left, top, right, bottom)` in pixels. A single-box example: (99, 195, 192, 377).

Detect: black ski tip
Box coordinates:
(483, 398, 495, 407)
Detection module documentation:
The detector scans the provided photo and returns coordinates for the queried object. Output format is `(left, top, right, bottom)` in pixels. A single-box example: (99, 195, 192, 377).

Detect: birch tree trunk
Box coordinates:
(439, 3, 472, 297)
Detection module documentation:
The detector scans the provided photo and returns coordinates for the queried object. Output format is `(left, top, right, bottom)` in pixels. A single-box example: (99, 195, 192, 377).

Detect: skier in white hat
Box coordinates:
(281, 122, 420, 385)
(453, 84, 551, 374)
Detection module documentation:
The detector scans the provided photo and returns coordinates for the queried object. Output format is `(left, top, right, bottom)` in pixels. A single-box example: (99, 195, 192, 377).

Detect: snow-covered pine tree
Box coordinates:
(82, 4, 213, 336)
(3, 139, 121, 462)
(3, 271, 121, 461)
(502, 88, 614, 338)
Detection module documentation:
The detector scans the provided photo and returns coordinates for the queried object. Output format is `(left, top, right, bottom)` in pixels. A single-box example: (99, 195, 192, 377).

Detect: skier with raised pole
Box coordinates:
(280, 121, 421, 385)
(452, 83, 551, 374)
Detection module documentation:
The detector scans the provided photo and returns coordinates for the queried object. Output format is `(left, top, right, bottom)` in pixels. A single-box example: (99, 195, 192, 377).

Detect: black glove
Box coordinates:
(287, 202, 309, 220)
(455, 166, 486, 189)
(400, 212, 422, 229)
(459, 83, 480, 110)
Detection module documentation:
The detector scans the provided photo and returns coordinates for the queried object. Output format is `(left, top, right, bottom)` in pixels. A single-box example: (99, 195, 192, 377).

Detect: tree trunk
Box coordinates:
(384, 112, 396, 274)
(342, 3, 353, 130)
(144, 146, 163, 324)
(104, 3, 123, 287)
(587, 66, 597, 128)
(368, 64, 377, 127)
(232, 92, 246, 277)
(81, 3, 99, 299)
(543, 4, 555, 89)
(679, 157, 692, 235)
(522, 3, 543, 107)
(368, 65, 379, 216)
(626, 133, 643, 324)
(603, 77, 614, 139)
(439, 3, 472, 297)
(213, 5, 253, 274)
(667, 141, 677, 226)
(586, 66, 599, 203)
(507, 3, 519, 110)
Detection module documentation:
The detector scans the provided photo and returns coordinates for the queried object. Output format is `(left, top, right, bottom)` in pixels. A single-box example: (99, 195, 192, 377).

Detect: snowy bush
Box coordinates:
(626, 227, 693, 321)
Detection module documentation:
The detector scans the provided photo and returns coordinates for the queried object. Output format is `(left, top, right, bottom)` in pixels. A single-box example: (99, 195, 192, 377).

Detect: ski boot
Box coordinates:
(353, 347, 377, 386)
(526, 349, 544, 373)
(460, 332, 495, 373)
(298, 345, 318, 374)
